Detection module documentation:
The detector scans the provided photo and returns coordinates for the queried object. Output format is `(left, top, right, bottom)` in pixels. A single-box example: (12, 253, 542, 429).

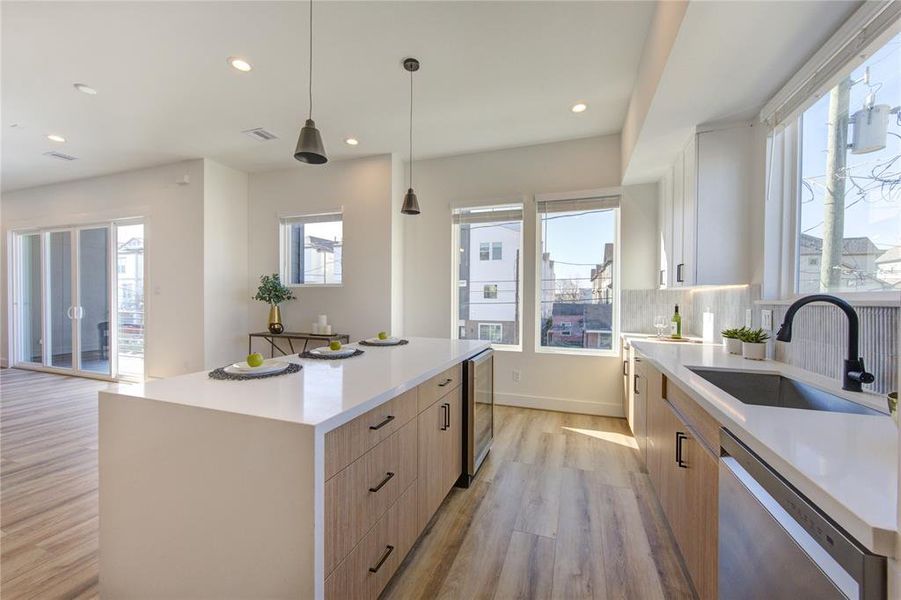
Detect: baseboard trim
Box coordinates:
(495, 392, 624, 418)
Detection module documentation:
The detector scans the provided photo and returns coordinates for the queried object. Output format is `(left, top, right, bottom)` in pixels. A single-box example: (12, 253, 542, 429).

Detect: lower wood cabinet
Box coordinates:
(417, 385, 462, 531)
(643, 360, 718, 600)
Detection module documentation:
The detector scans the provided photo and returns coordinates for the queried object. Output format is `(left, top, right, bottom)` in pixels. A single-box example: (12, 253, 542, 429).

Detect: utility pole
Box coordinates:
(820, 76, 852, 291)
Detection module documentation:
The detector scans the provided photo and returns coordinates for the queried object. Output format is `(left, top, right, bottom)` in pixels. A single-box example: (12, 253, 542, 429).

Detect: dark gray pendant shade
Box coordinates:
(294, 119, 327, 164)
(401, 188, 420, 215)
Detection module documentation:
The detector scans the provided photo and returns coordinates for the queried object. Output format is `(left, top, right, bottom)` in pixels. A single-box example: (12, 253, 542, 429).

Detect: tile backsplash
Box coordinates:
(622, 285, 898, 396)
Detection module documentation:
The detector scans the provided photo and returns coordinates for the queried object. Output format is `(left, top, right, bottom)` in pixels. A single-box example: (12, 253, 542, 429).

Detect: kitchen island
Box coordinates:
(99, 337, 489, 599)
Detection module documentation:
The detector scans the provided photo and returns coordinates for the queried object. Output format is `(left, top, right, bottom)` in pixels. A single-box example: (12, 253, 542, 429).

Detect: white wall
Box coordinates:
(1, 160, 205, 377)
(246, 155, 394, 343)
(403, 135, 630, 416)
(621, 182, 659, 289)
(203, 160, 249, 369)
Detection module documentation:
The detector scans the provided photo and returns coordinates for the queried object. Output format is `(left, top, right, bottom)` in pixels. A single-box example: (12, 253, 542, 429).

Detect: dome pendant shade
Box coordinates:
(294, 119, 328, 164)
(401, 188, 420, 215)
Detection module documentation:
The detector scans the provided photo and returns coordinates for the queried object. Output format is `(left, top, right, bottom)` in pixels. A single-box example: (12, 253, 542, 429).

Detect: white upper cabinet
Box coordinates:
(658, 124, 753, 287)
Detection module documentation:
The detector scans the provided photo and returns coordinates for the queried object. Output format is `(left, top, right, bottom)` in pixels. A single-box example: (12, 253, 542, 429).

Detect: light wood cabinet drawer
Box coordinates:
(417, 363, 462, 412)
(325, 482, 418, 600)
(325, 388, 417, 480)
(663, 377, 720, 455)
(325, 418, 417, 576)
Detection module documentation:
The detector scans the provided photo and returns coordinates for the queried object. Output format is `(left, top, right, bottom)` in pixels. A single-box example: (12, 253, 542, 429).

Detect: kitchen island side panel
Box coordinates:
(99, 392, 317, 598)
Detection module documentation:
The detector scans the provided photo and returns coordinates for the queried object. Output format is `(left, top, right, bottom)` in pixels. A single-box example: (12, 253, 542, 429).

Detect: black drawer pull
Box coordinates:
(623, 360, 628, 376)
(369, 471, 395, 493)
(437, 378, 452, 387)
(675, 432, 687, 468)
(633, 374, 640, 394)
(368, 545, 395, 573)
(440, 403, 449, 431)
(369, 415, 395, 430)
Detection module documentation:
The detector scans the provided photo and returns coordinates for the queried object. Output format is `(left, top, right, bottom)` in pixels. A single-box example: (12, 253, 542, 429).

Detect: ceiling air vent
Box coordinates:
(43, 151, 77, 161)
(242, 127, 278, 142)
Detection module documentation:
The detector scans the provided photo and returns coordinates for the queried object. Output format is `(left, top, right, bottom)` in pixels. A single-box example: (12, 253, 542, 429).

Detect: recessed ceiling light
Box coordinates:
(47, 134, 66, 143)
(571, 103, 588, 113)
(73, 83, 97, 95)
(344, 138, 359, 146)
(228, 57, 253, 72)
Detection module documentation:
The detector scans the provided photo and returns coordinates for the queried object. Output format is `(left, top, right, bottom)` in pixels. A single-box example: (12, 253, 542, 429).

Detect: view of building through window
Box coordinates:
(798, 32, 900, 294)
(116, 223, 144, 379)
(538, 197, 618, 352)
(282, 214, 343, 285)
(454, 205, 523, 347)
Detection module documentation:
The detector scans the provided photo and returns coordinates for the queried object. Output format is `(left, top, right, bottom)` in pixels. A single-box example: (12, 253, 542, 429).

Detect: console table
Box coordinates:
(248, 331, 351, 357)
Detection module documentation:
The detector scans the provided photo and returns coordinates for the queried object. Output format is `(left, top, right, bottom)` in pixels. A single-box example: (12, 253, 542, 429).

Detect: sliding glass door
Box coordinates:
(11, 222, 143, 380)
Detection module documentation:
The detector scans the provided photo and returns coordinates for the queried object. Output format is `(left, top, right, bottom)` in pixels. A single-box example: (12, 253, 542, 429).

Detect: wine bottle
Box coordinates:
(671, 304, 682, 339)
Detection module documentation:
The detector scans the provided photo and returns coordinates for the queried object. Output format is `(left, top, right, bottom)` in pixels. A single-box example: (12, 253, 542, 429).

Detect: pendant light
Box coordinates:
(294, 0, 327, 164)
(401, 57, 421, 215)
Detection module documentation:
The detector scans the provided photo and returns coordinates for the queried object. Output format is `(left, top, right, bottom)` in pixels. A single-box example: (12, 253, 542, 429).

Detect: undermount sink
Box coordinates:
(687, 368, 883, 416)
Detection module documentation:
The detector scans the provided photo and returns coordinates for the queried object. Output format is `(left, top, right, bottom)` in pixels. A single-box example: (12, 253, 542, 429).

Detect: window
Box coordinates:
(478, 323, 503, 343)
(280, 212, 343, 286)
(796, 32, 900, 295)
(453, 204, 523, 348)
(537, 194, 619, 353)
(479, 241, 503, 261)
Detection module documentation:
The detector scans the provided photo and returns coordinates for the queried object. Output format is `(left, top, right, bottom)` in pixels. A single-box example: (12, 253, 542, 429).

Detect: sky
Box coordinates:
(541, 209, 615, 284)
(799, 32, 901, 251)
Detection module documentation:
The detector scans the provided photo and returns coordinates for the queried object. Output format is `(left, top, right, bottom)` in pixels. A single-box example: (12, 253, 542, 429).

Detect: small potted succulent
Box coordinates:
(721, 327, 745, 355)
(739, 327, 770, 361)
(253, 274, 296, 334)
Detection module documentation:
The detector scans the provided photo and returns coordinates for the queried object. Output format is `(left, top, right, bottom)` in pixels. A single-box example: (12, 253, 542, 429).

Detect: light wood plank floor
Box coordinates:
(1, 368, 694, 599)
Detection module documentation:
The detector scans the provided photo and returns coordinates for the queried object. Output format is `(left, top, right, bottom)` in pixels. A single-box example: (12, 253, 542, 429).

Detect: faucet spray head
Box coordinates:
(775, 322, 792, 342)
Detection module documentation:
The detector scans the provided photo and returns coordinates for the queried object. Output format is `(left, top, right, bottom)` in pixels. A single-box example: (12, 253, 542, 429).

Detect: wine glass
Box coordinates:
(654, 315, 667, 338)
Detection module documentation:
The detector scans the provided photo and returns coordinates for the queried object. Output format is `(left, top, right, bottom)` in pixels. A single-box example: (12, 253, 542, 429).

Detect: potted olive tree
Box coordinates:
(740, 328, 770, 361)
(721, 327, 746, 355)
(253, 274, 295, 334)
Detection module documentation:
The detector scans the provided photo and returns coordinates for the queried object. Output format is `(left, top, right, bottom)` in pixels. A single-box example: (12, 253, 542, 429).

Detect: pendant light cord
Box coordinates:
(308, 0, 313, 120)
(409, 67, 414, 188)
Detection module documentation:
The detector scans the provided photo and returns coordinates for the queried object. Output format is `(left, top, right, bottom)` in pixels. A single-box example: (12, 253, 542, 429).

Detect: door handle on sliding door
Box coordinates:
(67, 306, 75, 319)
(76, 306, 84, 319)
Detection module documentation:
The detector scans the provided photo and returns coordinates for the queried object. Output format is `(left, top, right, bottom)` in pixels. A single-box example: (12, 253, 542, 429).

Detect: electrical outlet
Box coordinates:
(512, 369, 521, 383)
(761, 309, 773, 331)
(745, 309, 752, 329)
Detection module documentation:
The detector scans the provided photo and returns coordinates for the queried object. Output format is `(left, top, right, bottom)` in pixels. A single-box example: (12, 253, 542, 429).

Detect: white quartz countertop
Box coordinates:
(102, 337, 490, 431)
(631, 340, 898, 556)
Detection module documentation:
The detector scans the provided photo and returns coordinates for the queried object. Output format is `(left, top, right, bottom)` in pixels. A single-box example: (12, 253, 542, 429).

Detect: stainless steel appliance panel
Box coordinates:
(461, 349, 493, 486)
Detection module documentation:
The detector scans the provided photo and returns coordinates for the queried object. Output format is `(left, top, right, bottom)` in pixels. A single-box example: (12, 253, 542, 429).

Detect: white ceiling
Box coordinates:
(1, 1, 655, 192)
(622, 0, 860, 183)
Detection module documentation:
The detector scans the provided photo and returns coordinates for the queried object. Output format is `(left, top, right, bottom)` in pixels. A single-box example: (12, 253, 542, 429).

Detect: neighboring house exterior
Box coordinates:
(546, 302, 613, 349)
(799, 234, 891, 292)
(289, 226, 343, 285)
(458, 222, 521, 344)
(590, 242, 614, 304)
(539, 252, 556, 321)
(876, 247, 901, 288)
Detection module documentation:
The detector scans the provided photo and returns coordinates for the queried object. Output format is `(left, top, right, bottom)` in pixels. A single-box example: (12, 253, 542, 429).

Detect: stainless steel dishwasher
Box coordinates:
(719, 429, 886, 599)
(458, 348, 494, 487)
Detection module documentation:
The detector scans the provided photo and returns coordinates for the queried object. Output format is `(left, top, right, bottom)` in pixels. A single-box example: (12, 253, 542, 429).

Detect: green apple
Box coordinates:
(329, 341, 342, 351)
(246, 352, 264, 368)
(377, 331, 389, 340)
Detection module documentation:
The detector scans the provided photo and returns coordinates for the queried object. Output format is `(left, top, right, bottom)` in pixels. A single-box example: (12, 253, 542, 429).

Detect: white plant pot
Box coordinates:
(724, 338, 742, 355)
(742, 342, 767, 361)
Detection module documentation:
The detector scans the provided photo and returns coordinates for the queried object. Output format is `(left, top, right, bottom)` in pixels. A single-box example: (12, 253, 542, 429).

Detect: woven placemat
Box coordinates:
(358, 339, 410, 347)
(209, 362, 302, 381)
(299, 348, 365, 360)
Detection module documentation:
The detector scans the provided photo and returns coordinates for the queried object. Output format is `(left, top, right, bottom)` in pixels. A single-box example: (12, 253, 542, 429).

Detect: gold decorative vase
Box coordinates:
(268, 305, 284, 334)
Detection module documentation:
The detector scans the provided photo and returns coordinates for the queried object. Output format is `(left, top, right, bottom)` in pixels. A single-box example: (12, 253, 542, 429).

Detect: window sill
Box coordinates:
(285, 283, 344, 289)
(534, 346, 619, 358)
(485, 344, 521, 352)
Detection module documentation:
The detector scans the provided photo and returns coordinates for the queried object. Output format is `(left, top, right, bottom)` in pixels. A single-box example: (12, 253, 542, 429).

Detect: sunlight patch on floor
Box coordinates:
(561, 426, 639, 449)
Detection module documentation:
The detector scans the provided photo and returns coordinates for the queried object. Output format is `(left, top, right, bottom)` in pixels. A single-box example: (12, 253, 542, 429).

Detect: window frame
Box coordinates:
(763, 15, 901, 305)
(278, 210, 344, 288)
(533, 188, 622, 357)
(450, 200, 525, 352)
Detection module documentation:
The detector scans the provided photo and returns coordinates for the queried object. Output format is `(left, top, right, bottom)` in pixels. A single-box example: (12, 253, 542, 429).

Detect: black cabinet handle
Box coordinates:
(369, 471, 395, 493)
(676, 263, 685, 283)
(446, 403, 451, 429)
(633, 374, 640, 394)
(440, 403, 449, 431)
(368, 545, 395, 573)
(623, 359, 628, 376)
(659, 269, 665, 286)
(675, 432, 687, 468)
(438, 378, 452, 387)
(369, 415, 395, 431)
